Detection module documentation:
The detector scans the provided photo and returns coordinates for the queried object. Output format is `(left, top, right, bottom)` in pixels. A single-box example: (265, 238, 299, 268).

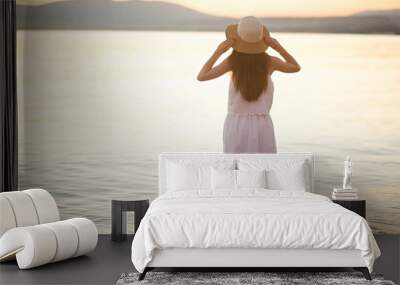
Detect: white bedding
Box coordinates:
(131, 190, 380, 273)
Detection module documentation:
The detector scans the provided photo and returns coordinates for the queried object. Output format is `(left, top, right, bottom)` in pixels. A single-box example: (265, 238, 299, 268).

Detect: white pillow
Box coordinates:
(167, 163, 210, 191)
(266, 166, 307, 191)
(211, 168, 236, 191)
(166, 159, 235, 192)
(238, 159, 309, 191)
(211, 169, 267, 191)
(237, 169, 267, 189)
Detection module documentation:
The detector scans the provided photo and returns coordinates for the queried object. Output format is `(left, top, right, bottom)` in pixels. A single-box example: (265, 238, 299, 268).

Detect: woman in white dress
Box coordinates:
(197, 16, 301, 153)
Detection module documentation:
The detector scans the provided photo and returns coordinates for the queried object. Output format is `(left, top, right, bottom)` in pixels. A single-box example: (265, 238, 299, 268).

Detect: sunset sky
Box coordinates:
(17, 0, 400, 17)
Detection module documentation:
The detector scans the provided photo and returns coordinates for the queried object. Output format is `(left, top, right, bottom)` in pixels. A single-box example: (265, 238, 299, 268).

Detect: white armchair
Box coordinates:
(0, 189, 98, 269)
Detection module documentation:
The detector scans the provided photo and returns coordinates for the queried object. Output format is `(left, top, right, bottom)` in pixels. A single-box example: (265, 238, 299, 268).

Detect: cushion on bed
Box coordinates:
(211, 168, 236, 191)
(166, 159, 235, 192)
(167, 163, 210, 191)
(237, 159, 310, 191)
(237, 170, 267, 189)
(211, 169, 267, 191)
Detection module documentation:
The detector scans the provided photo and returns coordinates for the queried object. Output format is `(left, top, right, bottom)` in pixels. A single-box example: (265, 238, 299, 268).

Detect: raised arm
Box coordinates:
(197, 40, 233, 81)
(265, 37, 301, 74)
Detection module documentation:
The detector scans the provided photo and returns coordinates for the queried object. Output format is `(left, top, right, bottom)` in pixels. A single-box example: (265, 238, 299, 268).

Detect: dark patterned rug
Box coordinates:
(116, 272, 396, 285)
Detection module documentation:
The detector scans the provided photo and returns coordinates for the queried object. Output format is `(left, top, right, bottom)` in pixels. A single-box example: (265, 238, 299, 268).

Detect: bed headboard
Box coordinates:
(159, 152, 314, 195)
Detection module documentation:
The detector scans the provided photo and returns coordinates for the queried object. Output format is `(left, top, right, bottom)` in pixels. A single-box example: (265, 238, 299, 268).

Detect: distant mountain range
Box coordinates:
(17, 0, 400, 34)
(353, 9, 400, 17)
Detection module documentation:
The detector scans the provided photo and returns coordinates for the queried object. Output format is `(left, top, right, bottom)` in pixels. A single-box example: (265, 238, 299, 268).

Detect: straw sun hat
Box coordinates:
(225, 16, 270, 54)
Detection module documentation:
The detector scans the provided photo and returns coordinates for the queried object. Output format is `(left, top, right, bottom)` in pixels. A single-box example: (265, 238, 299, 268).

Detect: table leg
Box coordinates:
(112, 201, 127, 241)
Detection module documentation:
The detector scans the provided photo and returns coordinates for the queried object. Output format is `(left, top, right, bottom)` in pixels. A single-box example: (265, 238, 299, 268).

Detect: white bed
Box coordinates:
(131, 153, 380, 280)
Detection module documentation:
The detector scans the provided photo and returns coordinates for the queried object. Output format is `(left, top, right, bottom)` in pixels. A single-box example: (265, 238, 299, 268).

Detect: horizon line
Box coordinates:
(16, 0, 400, 19)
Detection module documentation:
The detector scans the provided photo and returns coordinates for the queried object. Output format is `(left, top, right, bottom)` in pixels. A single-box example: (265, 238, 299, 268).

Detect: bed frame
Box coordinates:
(139, 153, 372, 281)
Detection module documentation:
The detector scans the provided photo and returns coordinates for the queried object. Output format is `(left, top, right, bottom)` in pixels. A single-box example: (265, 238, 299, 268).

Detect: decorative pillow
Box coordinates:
(211, 168, 236, 191)
(167, 162, 210, 191)
(266, 165, 307, 191)
(236, 169, 267, 189)
(237, 159, 310, 191)
(166, 159, 236, 192)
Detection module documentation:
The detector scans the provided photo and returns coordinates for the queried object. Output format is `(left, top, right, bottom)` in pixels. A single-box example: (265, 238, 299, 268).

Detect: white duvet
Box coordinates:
(131, 190, 380, 273)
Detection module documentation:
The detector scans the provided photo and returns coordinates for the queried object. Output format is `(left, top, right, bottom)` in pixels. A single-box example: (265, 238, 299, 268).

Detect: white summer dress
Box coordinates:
(223, 76, 277, 153)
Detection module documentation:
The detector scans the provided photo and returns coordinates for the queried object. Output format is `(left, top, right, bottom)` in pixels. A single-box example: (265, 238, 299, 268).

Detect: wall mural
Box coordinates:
(17, 0, 400, 234)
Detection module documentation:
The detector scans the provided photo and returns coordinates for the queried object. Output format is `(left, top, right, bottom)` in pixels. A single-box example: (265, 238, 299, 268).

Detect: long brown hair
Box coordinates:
(228, 51, 270, 102)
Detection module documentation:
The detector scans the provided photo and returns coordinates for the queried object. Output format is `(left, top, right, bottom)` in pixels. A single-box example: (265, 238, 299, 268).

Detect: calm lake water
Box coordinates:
(17, 30, 400, 234)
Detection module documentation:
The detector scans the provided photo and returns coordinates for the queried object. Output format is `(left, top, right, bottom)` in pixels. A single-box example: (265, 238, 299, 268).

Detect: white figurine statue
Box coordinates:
(342, 156, 352, 190)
